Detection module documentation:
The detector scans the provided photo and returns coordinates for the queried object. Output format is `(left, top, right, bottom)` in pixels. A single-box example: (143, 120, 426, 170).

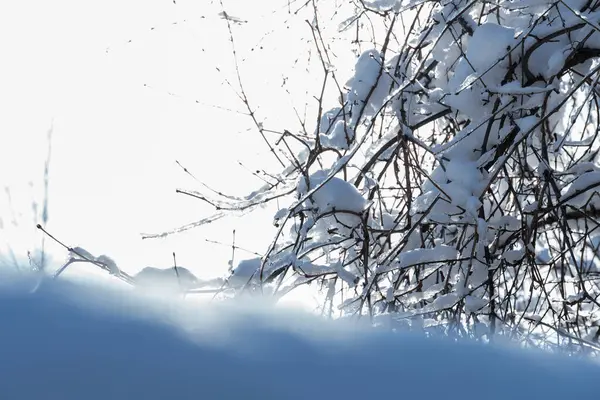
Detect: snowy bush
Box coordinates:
(47, 0, 600, 353)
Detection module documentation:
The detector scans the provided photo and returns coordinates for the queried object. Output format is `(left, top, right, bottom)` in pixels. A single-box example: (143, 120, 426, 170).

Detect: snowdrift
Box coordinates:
(0, 277, 598, 399)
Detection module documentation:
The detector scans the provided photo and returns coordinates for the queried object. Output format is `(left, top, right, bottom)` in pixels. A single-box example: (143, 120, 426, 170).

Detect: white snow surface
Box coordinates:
(134, 266, 200, 292)
(1, 275, 600, 399)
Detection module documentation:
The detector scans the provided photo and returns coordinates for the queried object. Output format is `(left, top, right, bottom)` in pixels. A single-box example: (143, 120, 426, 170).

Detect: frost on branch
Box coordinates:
(149, 0, 600, 351)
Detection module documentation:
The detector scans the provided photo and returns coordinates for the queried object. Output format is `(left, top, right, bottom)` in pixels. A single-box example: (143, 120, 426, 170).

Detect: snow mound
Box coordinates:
(0, 277, 599, 399)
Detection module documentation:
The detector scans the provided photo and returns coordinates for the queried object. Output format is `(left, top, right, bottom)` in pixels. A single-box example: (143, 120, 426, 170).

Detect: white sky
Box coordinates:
(0, 0, 343, 280)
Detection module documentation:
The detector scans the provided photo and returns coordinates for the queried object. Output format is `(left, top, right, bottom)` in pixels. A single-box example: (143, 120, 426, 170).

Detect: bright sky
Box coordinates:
(0, 0, 338, 281)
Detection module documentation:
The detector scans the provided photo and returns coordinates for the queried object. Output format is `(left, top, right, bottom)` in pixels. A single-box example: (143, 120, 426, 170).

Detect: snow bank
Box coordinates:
(0, 276, 599, 399)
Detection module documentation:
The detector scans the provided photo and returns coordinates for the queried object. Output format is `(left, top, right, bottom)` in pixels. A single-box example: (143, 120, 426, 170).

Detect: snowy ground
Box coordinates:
(1, 275, 599, 399)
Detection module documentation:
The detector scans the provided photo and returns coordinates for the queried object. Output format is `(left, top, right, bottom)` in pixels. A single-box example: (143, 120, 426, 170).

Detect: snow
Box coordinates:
(562, 170, 600, 207)
(273, 207, 289, 222)
(361, 0, 398, 11)
(566, 162, 599, 175)
(2, 276, 600, 399)
(378, 245, 459, 273)
(319, 120, 355, 150)
(546, 45, 570, 78)
(69, 247, 96, 260)
(94, 255, 120, 275)
(332, 260, 360, 286)
(399, 245, 459, 268)
(379, 211, 399, 230)
(134, 266, 200, 292)
(504, 248, 526, 264)
(465, 295, 488, 313)
(345, 49, 392, 125)
(490, 81, 554, 94)
(229, 257, 262, 285)
(515, 115, 540, 133)
(433, 293, 459, 309)
(6, 0, 600, 389)
(443, 23, 515, 117)
(417, 158, 486, 218)
(55, 249, 122, 279)
(296, 170, 367, 213)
